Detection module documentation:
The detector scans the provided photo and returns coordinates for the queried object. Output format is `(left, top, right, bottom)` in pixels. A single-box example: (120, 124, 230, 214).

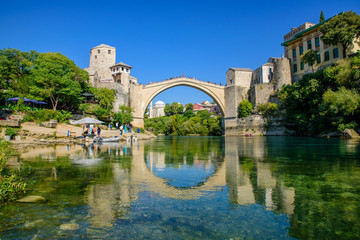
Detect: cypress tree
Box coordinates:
(320, 10, 325, 22)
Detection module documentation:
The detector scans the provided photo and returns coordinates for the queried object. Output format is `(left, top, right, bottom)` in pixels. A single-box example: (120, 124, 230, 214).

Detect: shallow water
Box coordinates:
(1, 136, 360, 239)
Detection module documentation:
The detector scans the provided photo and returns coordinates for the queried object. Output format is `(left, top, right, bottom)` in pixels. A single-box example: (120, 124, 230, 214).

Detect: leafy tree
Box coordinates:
(0, 49, 39, 103)
(164, 102, 184, 116)
(238, 100, 253, 118)
(257, 103, 279, 118)
(29, 52, 88, 110)
(321, 87, 360, 116)
(183, 109, 195, 118)
(185, 103, 194, 111)
(90, 87, 116, 109)
(301, 49, 318, 73)
(320, 10, 325, 22)
(320, 11, 360, 58)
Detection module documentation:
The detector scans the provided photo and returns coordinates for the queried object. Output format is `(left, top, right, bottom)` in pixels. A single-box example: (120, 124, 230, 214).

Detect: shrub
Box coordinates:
(257, 103, 279, 118)
(238, 100, 253, 118)
(5, 127, 18, 137)
(25, 109, 72, 123)
(0, 140, 34, 203)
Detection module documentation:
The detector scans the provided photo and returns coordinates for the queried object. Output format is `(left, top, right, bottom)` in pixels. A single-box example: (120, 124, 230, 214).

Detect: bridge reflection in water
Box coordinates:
(16, 137, 296, 229)
(67, 137, 293, 228)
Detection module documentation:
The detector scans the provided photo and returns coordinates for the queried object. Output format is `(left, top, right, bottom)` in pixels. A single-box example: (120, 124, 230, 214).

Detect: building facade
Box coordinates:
(84, 44, 137, 110)
(281, 13, 360, 82)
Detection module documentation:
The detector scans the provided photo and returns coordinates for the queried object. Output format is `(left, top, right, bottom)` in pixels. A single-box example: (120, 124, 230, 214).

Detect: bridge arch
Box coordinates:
(141, 78, 225, 116)
(130, 77, 226, 128)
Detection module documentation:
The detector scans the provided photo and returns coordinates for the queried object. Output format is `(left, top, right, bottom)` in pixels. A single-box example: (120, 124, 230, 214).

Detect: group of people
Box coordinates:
(82, 123, 101, 137)
(81, 122, 139, 138)
(119, 123, 133, 135)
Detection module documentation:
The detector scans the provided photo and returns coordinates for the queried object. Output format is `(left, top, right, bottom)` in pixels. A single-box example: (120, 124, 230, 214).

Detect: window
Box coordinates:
(317, 54, 321, 64)
(315, 37, 320, 47)
(292, 48, 296, 58)
(301, 63, 304, 70)
(95, 55, 97, 59)
(97, 50, 100, 53)
(324, 51, 330, 61)
(307, 40, 312, 50)
(293, 64, 298, 73)
(300, 46, 304, 55)
(333, 48, 339, 58)
(108, 50, 111, 54)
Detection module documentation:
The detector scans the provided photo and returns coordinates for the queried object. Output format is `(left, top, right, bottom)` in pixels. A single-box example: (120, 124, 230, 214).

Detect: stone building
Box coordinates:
(281, 13, 360, 82)
(84, 44, 137, 111)
(148, 100, 165, 118)
(225, 56, 291, 109)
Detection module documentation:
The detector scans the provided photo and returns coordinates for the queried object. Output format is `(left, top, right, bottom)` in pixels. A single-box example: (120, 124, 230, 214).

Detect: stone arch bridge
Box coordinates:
(129, 77, 245, 131)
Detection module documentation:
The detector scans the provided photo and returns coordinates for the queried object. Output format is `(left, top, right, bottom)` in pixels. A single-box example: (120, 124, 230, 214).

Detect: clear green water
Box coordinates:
(1, 136, 360, 239)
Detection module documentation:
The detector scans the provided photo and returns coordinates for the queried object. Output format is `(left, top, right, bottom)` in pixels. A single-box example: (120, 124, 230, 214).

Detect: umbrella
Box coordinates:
(71, 117, 104, 125)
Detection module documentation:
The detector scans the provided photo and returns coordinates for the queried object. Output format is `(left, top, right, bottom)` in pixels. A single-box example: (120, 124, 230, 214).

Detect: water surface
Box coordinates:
(1, 136, 360, 239)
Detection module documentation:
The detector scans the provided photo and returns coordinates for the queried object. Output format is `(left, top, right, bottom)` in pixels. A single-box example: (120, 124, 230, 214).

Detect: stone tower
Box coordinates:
(272, 57, 292, 90)
(89, 44, 116, 81)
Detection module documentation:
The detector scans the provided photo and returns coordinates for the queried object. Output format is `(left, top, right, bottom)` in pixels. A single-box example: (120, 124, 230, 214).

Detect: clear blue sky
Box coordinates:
(1, 0, 359, 105)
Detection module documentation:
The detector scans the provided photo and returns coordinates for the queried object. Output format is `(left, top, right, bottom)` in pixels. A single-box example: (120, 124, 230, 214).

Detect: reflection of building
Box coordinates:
(148, 100, 165, 118)
(281, 13, 360, 81)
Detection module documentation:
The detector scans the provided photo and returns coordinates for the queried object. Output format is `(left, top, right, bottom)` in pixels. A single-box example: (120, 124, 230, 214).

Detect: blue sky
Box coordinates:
(1, 0, 359, 105)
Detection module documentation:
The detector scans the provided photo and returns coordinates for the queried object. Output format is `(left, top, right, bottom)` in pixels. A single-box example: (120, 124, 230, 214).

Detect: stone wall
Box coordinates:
(224, 115, 290, 136)
(97, 82, 129, 111)
(248, 84, 274, 107)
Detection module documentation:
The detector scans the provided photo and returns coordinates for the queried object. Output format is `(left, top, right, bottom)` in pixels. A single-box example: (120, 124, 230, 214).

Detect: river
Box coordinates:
(1, 136, 359, 239)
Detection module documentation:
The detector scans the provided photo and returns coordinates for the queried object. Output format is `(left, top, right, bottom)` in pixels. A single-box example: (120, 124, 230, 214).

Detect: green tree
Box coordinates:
(320, 11, 360, 58)
(29, 52, 88, 110)
(0, 49, 39, 103)
(90, 87, 116, 109)
(321, 87, 360, 116)
(185, 103, 194, 111)
(238, 100, 253, 118)
(113, 105, 133, 125)
(301, 49, 318, 73)
(320, 10, 325, 22)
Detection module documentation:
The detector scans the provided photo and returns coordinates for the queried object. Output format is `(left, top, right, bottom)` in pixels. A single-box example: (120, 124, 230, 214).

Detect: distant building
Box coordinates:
(192, 101, 220, 115)
(149, 100, 165, 118)
(281, 13, 360, 81)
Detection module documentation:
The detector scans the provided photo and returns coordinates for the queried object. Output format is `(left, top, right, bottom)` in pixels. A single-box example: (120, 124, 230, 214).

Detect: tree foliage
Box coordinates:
(164, 102, 184, 116)
(29, 52, 88, 110)
(90, 87, 117, 109)
(279, 55, 360, 135)
(113, 105, 133, 125)
(145, 108, 222, 136)
(238, 100, 253, 118)
(320, 10, 325, 22)
(301, 49, 318, 73)
(320, 11, 360, 57)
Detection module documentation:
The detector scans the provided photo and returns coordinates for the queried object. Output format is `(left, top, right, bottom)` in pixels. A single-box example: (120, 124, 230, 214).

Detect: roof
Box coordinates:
(92, 44, 115, 49)
(228, 68, 252, 72)
(281, 12, 344, 47)
(154, 100, 165, 106)
(110, 62, 132, 69)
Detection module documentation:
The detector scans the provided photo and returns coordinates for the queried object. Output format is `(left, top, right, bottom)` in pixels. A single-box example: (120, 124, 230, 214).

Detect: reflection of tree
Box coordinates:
(231, 136, 360, 239)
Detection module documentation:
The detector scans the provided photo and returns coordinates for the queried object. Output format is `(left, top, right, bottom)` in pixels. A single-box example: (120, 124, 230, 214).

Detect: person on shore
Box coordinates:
(115, 122, 119, 130)
(97, 126, 101, 137)
(120, 125, 123, 135)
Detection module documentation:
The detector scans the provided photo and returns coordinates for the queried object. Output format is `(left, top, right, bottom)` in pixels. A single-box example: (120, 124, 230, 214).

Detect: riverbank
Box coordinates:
(1, 122, 157, 148)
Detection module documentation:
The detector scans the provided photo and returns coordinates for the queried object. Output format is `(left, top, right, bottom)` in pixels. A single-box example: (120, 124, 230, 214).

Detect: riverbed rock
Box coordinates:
(16, 195, 46, 203)
(341, 129, 360, 139)
(59, 223, 80, 231)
